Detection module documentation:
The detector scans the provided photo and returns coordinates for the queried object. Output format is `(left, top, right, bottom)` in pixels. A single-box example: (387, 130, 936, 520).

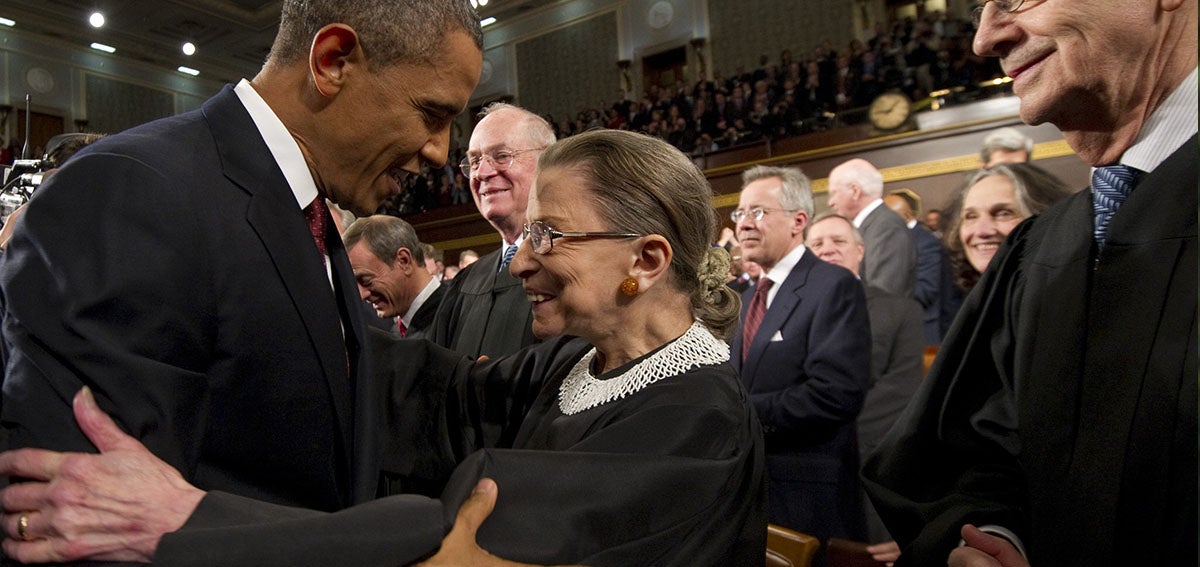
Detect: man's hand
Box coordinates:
(0, 387, 205, 563)
(948, 525, 1030, 567)
(866, 540, 900, 566)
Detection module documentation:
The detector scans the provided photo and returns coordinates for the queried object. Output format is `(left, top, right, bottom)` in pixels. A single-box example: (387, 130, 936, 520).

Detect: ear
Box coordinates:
(791, 210, 809, 239)
(394, 247, 415, 275)
(310, 24, 361, 97)
(628, 235, 673, 293)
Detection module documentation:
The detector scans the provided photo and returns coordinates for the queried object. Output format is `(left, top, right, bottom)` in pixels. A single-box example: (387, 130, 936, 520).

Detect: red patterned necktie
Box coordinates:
(304, 198, 329, 264)
(397, 319, 407, 338)
(741, 278, 774, 362)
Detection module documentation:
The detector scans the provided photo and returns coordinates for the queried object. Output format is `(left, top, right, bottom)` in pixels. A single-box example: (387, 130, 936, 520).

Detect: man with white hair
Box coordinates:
(979, 126, 1034, 168)
(826, 158, 916, 297)
(864, 0, 1197, 564)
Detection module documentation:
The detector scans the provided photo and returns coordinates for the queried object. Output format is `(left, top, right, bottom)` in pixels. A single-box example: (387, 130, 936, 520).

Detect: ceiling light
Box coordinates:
(0, 17, 15, 27)
(480, 17, 497, 27)
(89, 42, 115, 53)
(177, 66, 200, 76)
(182, 42, 196, 56)
(89, 12, 105, 28)
(478, 0, 488, 5)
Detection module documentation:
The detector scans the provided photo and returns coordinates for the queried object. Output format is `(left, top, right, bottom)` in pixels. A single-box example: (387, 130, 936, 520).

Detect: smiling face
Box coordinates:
(347, 241, 413, 318)
(316, 29, 481, 215)
(508, 166, 634, 341)
(971, 0, 1166, 155)
(467, 110, 545, 239)
(959, 174, 1026, 273)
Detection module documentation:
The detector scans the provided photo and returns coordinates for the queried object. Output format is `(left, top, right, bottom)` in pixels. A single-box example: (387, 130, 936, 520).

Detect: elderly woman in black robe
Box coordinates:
(0, 130, 765, 566)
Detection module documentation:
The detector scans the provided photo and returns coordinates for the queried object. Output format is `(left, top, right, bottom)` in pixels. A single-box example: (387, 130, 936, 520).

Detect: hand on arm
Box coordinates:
(0, 387, 204, 564)
(416, 479, 581, 567)
(947, 525, 1029, 567)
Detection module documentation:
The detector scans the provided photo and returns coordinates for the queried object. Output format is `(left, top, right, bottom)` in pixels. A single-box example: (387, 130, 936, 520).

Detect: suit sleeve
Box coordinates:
(750, 274, 871, 433)
(1, 153, 214, 472)
(912, 229, 944, 311)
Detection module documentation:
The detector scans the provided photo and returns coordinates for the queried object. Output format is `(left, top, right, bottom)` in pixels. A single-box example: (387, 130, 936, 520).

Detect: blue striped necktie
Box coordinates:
(1091, 165, 1142, 248)
(498, 244, 518, 272)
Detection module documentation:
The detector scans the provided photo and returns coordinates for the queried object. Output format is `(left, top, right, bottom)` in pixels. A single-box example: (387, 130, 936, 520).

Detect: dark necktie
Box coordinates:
(304, 197, 330, 264)
(1091, 165, 1142, 248)
(742, 278, 774, 362)
(498, 244, 518, 273)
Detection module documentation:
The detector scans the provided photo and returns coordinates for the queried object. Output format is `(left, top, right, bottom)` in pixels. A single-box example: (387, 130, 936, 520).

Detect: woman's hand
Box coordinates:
(0, 387, 205, 563)
(866, 540, 900, 566)
(947, 525, 1029, 567)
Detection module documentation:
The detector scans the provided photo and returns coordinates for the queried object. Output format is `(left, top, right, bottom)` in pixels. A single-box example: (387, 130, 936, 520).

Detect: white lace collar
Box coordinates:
(557, 321, 730, 415)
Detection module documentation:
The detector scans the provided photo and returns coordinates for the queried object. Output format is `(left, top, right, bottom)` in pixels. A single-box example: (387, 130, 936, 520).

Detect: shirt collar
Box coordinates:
(232, 79, 319, 210)
(1118, 67, 1198, 173)
(852, 198, 884, 228)
(400, 278, 441, 328)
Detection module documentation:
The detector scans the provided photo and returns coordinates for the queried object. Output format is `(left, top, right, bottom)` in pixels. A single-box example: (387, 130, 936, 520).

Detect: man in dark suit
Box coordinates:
(730, 165, 871, 556)
(884, 189, 960, 344)
(805, 212, 923, 546)
(0, 0, 482, 544)
(343, 215, 445, 339)
(432, 103, 555, 358)
(826, 158, 916, 298)
(864, 1, 1196, 565)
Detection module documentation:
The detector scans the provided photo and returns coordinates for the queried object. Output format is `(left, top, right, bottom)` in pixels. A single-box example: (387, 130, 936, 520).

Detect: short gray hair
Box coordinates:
(740, 165, 814, 217)
(980, 127, 1034, 163)
(343, 215, 425, 264)
(269, 0, 482, 68)
(478, 103, 557, 149)
(808, 211, 863, 245)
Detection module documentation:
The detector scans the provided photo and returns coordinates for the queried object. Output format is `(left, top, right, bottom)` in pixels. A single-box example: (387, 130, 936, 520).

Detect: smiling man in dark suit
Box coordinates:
(0, 0, 482, 559)
(344, 215, 445, 339)
(863, 0, 1197, 565)
(730, 165, 871, 560)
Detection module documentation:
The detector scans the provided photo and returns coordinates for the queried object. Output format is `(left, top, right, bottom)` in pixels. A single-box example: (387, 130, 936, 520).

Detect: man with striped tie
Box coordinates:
(432, 103, 555, 359)
(863, 1, 1197, 566)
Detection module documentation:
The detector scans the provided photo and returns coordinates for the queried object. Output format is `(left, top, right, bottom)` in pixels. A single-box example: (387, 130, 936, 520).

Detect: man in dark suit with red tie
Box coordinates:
(0, 0, 482, 540)
(730, 164, 871, 560)
(343, 215, 445, 339)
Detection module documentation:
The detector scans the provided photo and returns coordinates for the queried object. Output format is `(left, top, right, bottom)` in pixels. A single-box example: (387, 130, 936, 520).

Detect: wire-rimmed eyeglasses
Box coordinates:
(971, 0, 1025, 26)
(459, 148, 544, 178)
(730, 207, 796, 223)
(522, 220, 641, 255)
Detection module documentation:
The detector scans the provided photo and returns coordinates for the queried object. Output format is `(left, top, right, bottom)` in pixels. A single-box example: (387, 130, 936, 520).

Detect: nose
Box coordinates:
(357, 284, 371, 301)
(419, 125, 453, 169)
(509, 239, 537, 280)
(972, 5, 1020, 58)
(474, 154, 500, 180)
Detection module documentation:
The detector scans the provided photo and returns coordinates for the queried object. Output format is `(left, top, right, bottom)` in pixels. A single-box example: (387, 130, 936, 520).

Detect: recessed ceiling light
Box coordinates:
(478, 0, 489, 5)
(182, 42, 196, 56)
(0, 17, 15, 27)
(89, 12, 105, 28)
(89, 42, 115, 53)
(480, 17, 497, 27)
(177, 66, 200, 76)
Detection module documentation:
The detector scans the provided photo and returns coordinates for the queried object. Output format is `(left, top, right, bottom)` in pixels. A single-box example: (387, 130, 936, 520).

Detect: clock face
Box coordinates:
(869, 93, 911, 130)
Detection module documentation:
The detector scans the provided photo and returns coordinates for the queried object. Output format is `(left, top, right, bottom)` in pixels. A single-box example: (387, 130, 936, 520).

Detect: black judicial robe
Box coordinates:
(156, 333, 766, 566)
(861, 136, 1197, 566)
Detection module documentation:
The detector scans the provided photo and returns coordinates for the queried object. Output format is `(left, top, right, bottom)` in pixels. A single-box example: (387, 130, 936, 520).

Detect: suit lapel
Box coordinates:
(203, 88, 357, 491)
(742, 252, 814, 386)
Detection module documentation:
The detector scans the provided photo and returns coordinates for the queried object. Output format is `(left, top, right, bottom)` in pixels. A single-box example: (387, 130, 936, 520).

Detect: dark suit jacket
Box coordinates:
(910, 224, 960, 344)
(730, 250, 871, 543)
(431, 246, 536, 358)
(0, 86, 378, 514)
(864, 136, 1197, 566)
(858, 204, 916, 298)
(858, 285, 924, 543)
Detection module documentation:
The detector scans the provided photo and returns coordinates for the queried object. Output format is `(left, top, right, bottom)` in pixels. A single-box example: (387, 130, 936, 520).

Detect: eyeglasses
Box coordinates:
(730, 207, 796, 223)
(971, 0, 1025, 26)
(459, 148, 544, 178)
(522, 220, 641, 255)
